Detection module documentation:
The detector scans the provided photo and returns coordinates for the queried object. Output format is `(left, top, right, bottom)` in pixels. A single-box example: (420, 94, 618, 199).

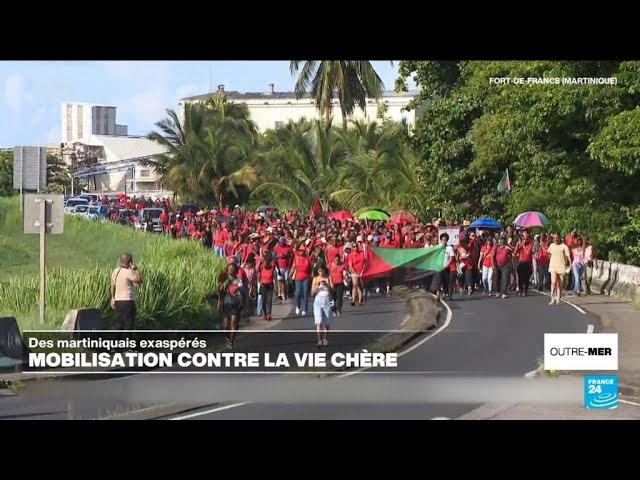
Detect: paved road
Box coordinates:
(0, 290, 596, 420)
(168, 290, 595, 420)
(0, 296, 409, 420)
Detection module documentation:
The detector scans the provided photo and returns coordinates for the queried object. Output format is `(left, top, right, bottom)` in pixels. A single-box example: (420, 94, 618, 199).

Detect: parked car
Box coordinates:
(72, 204, 91, 216)
(64, 198, 89, 214)
(139, 207, 164, 233)
(87, 205, 109, 221)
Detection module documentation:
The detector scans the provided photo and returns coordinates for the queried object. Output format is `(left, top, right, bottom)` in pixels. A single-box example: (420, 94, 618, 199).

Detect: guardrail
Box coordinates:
(589, 259, 640, 302)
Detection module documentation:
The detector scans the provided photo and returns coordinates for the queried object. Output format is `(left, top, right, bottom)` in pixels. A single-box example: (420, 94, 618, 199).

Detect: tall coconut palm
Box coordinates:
(252, 119, 347, 211)
(144, 101, 258, 207)
(289, 61, 388, 130)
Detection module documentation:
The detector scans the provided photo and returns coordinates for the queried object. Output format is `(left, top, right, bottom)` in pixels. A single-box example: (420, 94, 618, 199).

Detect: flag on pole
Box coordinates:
(310, 199, 320, 219)
(497, 169, 511, 194)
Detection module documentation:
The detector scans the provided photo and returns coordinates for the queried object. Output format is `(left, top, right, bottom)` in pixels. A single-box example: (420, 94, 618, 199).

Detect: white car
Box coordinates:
(64, 198, 89, 214)
(73, 204, 91, 216)
(87, 205, 109, 221)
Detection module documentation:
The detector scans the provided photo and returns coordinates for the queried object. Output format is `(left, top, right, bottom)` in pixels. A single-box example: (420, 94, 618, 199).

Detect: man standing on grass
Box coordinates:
(110, 253, 142, 340)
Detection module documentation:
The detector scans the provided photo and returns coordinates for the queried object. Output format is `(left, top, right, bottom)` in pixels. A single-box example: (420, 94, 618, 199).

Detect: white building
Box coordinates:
(180, 84, 422, 132)
(61, 102, 128, 145)
(61, 103, 170, 197)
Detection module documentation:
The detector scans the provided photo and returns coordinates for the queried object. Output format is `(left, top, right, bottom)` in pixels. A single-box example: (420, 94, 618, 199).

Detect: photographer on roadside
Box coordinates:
(110, 253, 142, 337)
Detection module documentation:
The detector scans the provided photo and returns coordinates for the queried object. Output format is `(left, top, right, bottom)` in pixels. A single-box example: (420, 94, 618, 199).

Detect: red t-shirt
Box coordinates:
(259, 266, 275, 285)
(480, 245, 496, 268)
(457, 247, 473, 270)
(349, 250, 366, 274)
(326, 245, 342, 264)
(536, 242, 550, 268)
(495, 246, 511, 267)
(293, 255, 312, 281)
(274, 244, 293, 270)
(515, 240, 534, 264)
(329, 263, 346, 285)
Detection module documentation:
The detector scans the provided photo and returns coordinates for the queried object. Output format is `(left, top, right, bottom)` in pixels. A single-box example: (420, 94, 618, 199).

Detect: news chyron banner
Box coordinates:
(20, 330, 402, 374)
(544, 333, 619, 409)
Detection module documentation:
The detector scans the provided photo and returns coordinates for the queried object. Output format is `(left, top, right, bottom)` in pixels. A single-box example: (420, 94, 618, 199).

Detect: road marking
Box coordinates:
(587, 324, 594, 334)
(169, 402, 250, 420)
(524, 369, 538, 378)
(169, 295, 455, 419)
(533, 289, 587, 314)
(338, 295, 453, 378)
(619, 399, 640, 407)
(431, 416, 450, 420)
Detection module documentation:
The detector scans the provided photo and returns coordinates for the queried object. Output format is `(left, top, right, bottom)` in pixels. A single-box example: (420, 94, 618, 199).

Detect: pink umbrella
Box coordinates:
(514, 211, 549, 228)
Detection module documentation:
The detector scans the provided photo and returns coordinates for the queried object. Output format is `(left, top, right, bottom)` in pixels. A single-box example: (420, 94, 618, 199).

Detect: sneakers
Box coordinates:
(295, 307, 300, 315)
(548, 299, 555, 306)
(301, 311, 306, 316)
(501, 294, 507, 299)
(322, 338, 329, 346)
(317, 340, 323, 347)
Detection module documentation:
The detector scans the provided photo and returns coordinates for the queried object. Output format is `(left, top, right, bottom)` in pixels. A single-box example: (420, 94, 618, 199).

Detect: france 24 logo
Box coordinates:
(584, 375, 618, 409)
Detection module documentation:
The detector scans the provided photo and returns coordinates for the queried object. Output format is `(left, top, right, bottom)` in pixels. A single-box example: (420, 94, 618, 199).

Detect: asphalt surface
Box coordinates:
(0, 290, 595, 420)
(0, 295, 410, 419)
(169, 289, 594, 420)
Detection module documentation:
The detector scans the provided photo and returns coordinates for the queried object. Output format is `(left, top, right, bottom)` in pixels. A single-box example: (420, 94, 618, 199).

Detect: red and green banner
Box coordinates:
(364, 245, 445, 281)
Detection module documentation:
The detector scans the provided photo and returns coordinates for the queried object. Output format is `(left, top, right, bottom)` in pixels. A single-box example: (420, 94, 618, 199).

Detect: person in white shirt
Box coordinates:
(110, 253, 142, 339)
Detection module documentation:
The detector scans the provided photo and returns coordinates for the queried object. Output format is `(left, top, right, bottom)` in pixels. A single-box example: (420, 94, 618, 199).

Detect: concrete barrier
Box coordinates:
(0, 316, 29, 363)
(589, 260, 640, 302)
(61, 309, 105, 340)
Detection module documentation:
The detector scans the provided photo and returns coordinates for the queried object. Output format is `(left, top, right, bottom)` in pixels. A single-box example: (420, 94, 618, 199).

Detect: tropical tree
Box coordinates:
(144, 98, 259, 207)
(289, 61, 387, 130)
(0, 150, 14, 197)
(252, 119, 347, 211)
(330, 120, 427, 215)
(44, 154, 71, 194)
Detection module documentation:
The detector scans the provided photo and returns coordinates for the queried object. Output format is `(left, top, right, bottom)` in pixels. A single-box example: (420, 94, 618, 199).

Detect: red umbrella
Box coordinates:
(330, 210, 353, 222)
(390, 210, 416, 224)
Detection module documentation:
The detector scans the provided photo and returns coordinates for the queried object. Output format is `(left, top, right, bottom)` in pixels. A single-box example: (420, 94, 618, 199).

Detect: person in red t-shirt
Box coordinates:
(514, 229, 534, 296)
(493, 236, 514, 298)
(274, 237, 293, 301)
(291, 246, 312, 316)
(329, 253, 346, 316)
(348, 242, 367, 306)
(456, 239, 474, 295)
(534, 233, 550, 290)
(258, 259, 276, 321)
(477, 237, 496, 295)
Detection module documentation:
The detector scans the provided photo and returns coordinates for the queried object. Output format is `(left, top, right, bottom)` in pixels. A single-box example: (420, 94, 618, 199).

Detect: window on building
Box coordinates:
(274, 121, 284, 129)
(139, 169, 150, 177)
(66, 105, 73, 142)
(77, 105, 84, 139)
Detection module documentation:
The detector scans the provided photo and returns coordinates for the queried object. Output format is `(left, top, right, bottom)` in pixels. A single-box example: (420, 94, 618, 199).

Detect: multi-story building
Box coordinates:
(60, 102, 128, 145)
(60, 103, 170, 197)
(179, 84, 423, 132)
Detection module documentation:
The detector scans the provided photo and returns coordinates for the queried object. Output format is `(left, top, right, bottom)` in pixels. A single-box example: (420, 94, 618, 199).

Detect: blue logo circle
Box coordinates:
(587, 392, 618, 409)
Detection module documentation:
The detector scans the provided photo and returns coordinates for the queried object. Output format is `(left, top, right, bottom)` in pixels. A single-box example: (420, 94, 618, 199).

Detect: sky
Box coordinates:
(0, 61, 404, 148)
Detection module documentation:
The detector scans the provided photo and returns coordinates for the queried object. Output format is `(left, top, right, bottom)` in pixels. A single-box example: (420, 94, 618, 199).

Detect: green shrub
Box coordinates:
(0, 196, 225, 330)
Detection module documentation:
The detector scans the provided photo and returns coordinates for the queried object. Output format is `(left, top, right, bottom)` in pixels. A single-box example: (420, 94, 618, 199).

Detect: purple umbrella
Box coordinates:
(514, 211, 549, 228)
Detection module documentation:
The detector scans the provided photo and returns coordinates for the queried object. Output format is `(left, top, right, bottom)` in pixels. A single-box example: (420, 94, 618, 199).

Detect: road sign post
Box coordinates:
(23, 194, 64, 325)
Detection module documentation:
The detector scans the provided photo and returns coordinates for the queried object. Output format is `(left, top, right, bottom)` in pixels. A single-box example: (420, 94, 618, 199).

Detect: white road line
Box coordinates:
(619, 399, 640, 407)
(431, 416, 451, 420)
(587, 324, 594, 334)
(524, 369, 538, 378)
(533, 289, 587, 314)
(169, 402, 251, 420)
(169, 296, 455, 419)
(338, 295, 453, 378)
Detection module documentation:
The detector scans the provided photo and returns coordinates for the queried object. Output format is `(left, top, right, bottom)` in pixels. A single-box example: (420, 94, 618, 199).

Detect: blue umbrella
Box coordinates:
(470, 218, 502, 229)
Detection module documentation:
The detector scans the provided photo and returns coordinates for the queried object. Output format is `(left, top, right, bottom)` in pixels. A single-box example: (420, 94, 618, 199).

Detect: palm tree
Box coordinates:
(252, 119, 347, 211)
(330, 120, 426, 215)
(144, 100, 258, 207)
(289, 61, 388, 130)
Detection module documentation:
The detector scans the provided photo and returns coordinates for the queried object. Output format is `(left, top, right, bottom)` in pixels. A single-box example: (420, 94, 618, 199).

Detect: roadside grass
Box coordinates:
(0, 196, 225, 331)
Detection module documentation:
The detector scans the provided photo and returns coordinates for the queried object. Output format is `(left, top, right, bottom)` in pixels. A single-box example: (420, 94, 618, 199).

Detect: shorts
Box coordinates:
(277, 268, 290, 282)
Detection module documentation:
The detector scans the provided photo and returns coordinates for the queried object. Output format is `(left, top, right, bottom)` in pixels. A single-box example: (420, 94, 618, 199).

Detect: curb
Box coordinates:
(363, 287, 440, 354)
